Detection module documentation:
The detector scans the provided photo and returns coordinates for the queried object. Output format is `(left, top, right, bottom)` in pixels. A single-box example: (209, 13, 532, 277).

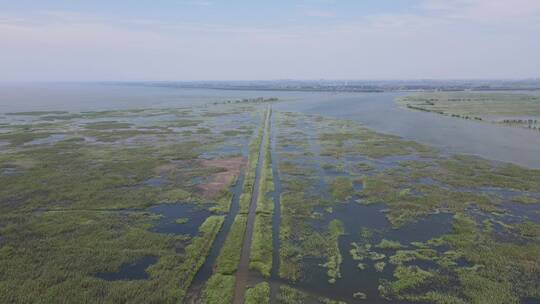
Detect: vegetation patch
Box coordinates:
(250, 124, 275, 277)
(0, 105, 260, 303)
(201, 273, 235, 304)
(329, 176, 354, 201)
(215, 214, 247, 275)
(245, 282, 270, 304)
(0, 211, 224, 303)
(376, 239, 405, 250)
(277, 285, 346, 304)
(399, 92, 540, 130)
(83, 121, 133, 130)
(0, 131, 54, 146)
(321, 219, 345, 284)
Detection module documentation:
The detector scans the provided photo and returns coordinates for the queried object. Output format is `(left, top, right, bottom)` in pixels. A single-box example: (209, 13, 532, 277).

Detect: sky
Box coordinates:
(1, 0, 539, 81)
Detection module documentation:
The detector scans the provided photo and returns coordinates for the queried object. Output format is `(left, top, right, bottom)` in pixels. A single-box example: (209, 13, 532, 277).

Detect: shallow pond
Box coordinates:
(297, 202, 453, 303)
(95, 256, 158, 281)
(147, 203, 211, 236)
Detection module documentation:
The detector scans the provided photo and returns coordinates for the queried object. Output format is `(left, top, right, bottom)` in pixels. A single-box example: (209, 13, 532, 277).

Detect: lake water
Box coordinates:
(1, 83, 539, 168)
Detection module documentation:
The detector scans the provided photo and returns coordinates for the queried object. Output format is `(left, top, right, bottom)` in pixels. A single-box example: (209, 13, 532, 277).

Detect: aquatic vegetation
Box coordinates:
(354, 162, 375, 172)
(201, 273, 235, 304)
(215, 214, 247, 274)
(245, 282, 270, 304)
(374, 261, 386, 272)
(322, 163, 334, 170)
(389, 249, 437, 265)
(0, 131, 54, 146)
(318, 124, 438, 159)
(222, 129, 252, 137)
(279, 113, 435, 287)
(275, 112, 540, 302)
(209, 189, 233, 213)
(353, 138, 438, 158)
(399, 92, 540, 130)
(277, 285, 309, 304)
(6, 110, 70, 116)
(359, 227, 373, 241)
(318, 298, 347, 304)
(83, 121, 133, 130)
(353, 291, 367, 300)
(376, 213, 540, 303)
(0, 146, 162, 212)
(368, 251, 386, 261)
(277, 285, 345, 304)
(329, 176, 354, 201)
(278, 191, 320, 281)
(435, 155, 540, 192)
(199, 108, 270, 304)
(277, 115, 348, 282)
(177, 215, 225, 297)
(0, 211, 223, 303)
(279, 161, 315, 176)
(361, 169, 496, 226)
(226, 107, 272, 303)
(512, 195, 539, 205)
(175, 217, 189, 224)
(0, 106, 264, 303)
(322, 219, 345, 284)
(456, 269, 518, 304)
(376, 239, 405, 250)
(166, 119, 202, 128)
(161, 189, 192, 203)
(255, 129, 275, 216)
(350, 241, 372, 262)
(4, 104, 540, 304)
(250, 206, 274, 277)
(210, 110, 269, 277)
(378, 265, 435, 299)
(514, 221, 540, 239)
(238, 111, 266, 214)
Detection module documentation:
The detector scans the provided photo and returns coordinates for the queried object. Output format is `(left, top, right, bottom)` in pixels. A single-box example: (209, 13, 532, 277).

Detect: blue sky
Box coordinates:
(1, 0, 539, 81)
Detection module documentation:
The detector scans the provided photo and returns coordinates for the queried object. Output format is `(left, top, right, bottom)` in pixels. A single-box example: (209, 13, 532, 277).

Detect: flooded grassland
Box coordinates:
(0, 103, 267, 303)
(1, 98, 539, 304)
(272, 111, 540, 304)
(398, 92, 540, 130)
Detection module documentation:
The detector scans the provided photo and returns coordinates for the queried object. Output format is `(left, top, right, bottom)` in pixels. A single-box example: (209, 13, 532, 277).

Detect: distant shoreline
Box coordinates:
(109, 80, 540, 94)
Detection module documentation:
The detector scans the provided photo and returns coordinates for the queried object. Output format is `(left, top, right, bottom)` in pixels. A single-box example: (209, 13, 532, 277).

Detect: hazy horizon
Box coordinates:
(2, 0, 540, 81)
(1, 78, 540, 84)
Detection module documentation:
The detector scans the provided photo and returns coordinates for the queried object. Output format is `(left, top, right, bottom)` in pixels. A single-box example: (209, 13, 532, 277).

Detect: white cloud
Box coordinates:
(0, 2, 539, 81)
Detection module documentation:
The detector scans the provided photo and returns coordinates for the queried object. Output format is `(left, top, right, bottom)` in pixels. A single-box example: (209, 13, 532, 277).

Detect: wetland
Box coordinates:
(0, 83, 539, 303)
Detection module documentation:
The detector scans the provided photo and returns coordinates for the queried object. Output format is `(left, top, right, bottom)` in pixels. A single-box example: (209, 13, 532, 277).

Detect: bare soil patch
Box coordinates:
(198, 157, 246, 198)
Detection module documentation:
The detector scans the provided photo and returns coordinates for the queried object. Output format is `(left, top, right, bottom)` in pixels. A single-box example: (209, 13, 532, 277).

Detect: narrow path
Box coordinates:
(185, 172, 246, 302)
(269, 111, 282, 303)
(233, 107, 271, 304)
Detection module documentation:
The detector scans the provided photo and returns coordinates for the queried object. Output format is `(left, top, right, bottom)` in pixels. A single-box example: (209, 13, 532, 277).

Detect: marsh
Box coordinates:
(1, 83, 539, 304)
